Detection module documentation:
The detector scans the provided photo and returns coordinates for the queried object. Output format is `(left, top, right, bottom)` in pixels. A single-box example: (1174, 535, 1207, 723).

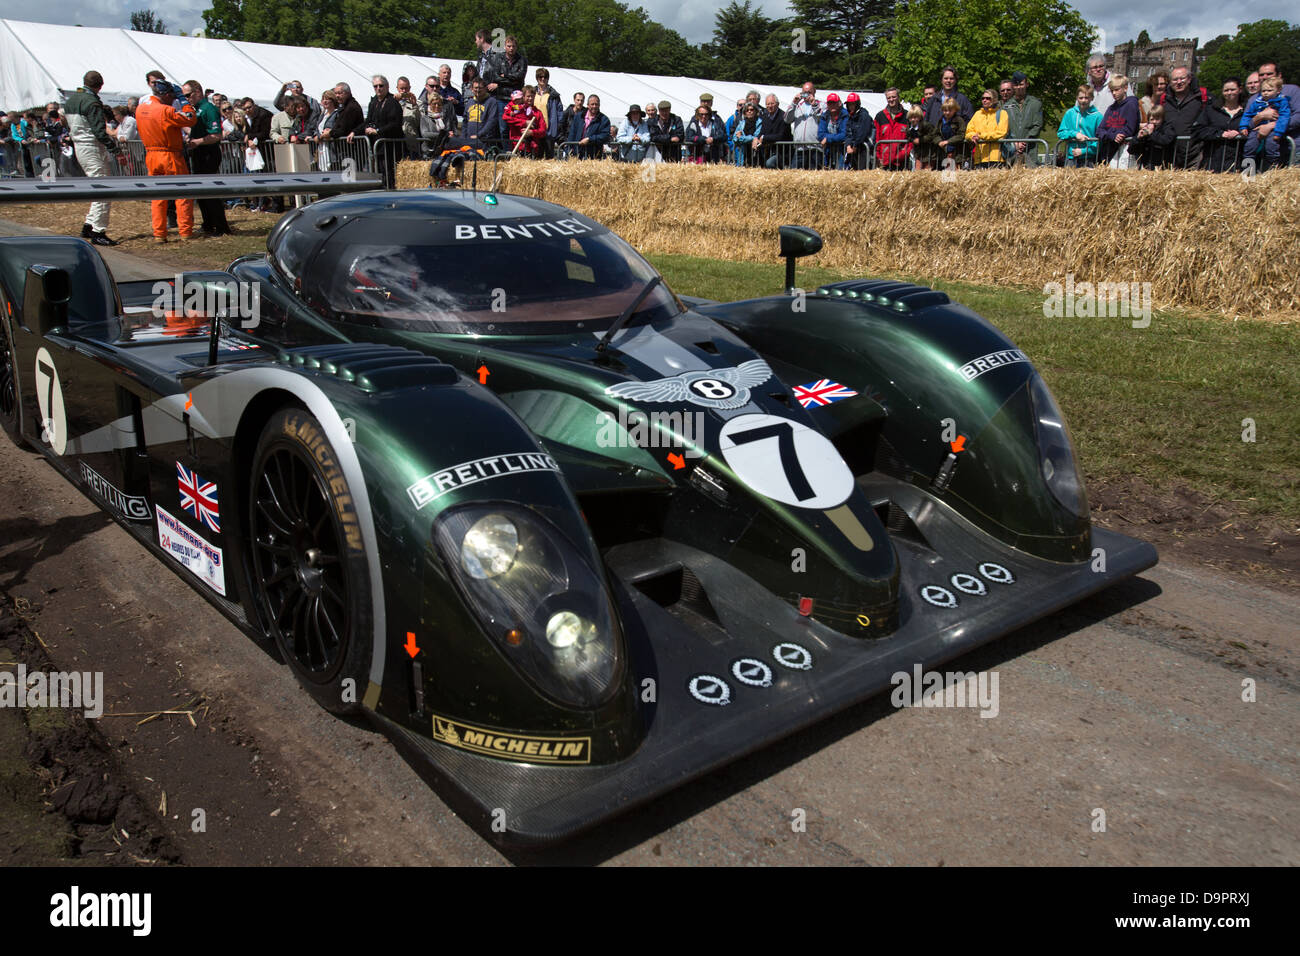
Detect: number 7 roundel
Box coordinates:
(718, 413, 854, 508)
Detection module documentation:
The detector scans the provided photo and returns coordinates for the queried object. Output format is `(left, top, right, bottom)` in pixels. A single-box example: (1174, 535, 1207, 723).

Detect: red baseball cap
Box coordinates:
(826, 93, 840, 103)
(846, 92, 861, 103)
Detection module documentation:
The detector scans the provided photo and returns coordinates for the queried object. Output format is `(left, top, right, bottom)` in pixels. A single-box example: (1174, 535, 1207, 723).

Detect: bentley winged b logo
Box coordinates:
(605, 359, 773, 410)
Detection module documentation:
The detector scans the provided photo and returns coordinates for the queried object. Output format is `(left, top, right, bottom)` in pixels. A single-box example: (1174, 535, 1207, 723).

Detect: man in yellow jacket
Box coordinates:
(965, 90, 1009, 168)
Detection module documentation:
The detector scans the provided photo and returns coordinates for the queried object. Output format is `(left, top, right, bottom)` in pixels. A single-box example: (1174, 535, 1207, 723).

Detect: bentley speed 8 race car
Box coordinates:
(0, 182, 1157, 845)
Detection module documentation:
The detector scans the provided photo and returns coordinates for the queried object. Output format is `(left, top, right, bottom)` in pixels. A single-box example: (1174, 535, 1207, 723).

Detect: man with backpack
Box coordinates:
(1161, 67, 1211, 168)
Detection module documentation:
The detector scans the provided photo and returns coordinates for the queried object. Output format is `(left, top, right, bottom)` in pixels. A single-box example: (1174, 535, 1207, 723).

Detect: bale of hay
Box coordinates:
(395, 159, 1300, 321)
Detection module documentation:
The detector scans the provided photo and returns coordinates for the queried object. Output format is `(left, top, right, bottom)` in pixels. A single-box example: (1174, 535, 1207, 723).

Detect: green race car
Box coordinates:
(0, 186, 1156, 844)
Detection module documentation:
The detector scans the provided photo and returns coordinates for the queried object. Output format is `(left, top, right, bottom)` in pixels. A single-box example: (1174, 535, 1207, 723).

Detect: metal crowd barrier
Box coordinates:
(1055, 137, 1099, 167)
(999, 137, 1050, 166)
(874, 138, 914, 171)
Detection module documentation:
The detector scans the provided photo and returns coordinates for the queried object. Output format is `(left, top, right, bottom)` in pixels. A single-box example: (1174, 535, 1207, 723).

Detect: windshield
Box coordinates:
(310, 227, 681, 334)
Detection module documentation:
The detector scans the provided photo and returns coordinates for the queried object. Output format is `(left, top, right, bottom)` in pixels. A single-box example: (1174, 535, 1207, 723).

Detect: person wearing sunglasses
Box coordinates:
(354, 75, 402, 187)
(965, 89, 1009, 168)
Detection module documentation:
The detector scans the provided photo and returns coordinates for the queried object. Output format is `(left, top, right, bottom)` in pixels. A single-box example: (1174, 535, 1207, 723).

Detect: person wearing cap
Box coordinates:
(616, 103, 651, 162)
(503, 87, 547, 156)
(842, 92, 873, 169)
(817, 93, 848, 168)
(648, 100, 683, 163)
(1004, 71, 1044, 166)
(136, 79, 197, 242)
(698, 92, 726, 158)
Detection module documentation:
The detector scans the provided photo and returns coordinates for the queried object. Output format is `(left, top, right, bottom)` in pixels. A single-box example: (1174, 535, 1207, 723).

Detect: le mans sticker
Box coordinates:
(431, 715, 591, 765)
(156, 505, 226, 596)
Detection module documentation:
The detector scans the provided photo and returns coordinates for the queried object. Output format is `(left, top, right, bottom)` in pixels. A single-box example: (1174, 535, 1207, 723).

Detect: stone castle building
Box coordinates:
(1106, 37, 1200, 88)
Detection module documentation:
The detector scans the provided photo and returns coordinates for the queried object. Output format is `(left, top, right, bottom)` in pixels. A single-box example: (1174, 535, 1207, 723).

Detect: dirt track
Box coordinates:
(2, 434, 1296, 866)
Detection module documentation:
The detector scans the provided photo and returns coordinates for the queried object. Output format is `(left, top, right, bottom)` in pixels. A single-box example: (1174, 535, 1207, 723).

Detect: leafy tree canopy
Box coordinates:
(1197, 19, 1300, 90)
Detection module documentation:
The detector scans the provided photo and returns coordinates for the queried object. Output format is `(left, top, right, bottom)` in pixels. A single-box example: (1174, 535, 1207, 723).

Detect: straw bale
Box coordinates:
(395, 159, 1300, 321)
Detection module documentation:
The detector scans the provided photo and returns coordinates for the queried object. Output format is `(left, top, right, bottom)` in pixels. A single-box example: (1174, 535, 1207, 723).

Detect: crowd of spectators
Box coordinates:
(3, 40, 1297, 204)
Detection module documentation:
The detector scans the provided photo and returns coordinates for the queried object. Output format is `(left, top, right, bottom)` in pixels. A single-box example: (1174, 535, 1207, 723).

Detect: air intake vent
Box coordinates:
(816, 280, 950, 313)
(278, 344, 460, 391)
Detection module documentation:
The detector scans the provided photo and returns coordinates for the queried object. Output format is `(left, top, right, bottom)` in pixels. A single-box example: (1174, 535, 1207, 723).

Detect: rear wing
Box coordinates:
(0, 171, 382, 202)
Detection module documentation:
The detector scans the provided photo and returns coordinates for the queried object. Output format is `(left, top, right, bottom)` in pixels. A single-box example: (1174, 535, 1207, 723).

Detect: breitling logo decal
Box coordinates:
(605, 359, 773, 410)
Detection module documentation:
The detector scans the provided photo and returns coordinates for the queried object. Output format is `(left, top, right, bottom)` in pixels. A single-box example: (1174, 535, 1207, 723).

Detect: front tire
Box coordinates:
(248, 408, 372, 714)
(0, 307, 27, 448)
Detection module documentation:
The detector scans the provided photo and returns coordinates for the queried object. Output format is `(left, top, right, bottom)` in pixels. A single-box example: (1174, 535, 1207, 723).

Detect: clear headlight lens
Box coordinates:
(546, 610, 596, 649)
(436, 505, 622, 709)
(1028, 374, 1088, 519)
(460, 514, 519, 579)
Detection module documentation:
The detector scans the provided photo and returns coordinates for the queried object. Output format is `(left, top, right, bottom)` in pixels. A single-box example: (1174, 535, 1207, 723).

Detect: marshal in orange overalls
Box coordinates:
(135, 95, 197, 239)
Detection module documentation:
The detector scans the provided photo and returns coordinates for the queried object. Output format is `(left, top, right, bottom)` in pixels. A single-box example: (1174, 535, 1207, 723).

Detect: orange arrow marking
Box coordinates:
(404, 631, 420, 658)
(950, 435, 966, 453)
(667, 452, 685, 470)
(184, 392, 193, 411)
(477, 365, 490, 384)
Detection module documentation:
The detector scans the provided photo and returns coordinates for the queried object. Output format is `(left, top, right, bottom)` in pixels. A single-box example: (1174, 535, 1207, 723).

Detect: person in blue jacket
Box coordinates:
(1057, 85, 1102, 166)
(730, 102, 762, 165)
(817, 93, 848, 168)
(569, 94, 610, 159)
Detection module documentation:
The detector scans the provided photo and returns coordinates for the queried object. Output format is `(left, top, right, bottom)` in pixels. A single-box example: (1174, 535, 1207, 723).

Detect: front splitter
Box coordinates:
(370, 498, 1156, 846)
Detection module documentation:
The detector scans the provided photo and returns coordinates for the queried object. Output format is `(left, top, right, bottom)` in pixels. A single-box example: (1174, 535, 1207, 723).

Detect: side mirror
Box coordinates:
(24, 264, 70, 337)
(778, 225, 822, 294)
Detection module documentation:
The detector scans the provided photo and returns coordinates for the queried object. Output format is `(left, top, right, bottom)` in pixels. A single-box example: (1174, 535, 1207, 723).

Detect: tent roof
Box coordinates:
(0, 17, 885, 118)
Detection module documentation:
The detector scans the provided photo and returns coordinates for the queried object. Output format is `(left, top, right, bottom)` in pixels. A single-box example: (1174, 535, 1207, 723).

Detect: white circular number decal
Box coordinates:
(34, 347, 67, 455)
(718, 413, 854, 509)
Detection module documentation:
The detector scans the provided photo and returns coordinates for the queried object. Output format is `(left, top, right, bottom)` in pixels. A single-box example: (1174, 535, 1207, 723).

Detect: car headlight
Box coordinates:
(1027, 373, 1088, 519)
(461, 514, 519, 579)
(435, 504, 622, 709)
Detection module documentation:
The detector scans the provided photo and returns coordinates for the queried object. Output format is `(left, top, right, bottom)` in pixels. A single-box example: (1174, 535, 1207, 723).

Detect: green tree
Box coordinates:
(1197, 19, 1300, 90)
(1200, 34, 1231, 59)
(788, 0, 893, 89)
(1136, 29, 1151, 48)
(201, 0, 243, 39)
(883, 0, 1095, 117)
(130, 9, 167, 33)
(703, 1, 801, 84)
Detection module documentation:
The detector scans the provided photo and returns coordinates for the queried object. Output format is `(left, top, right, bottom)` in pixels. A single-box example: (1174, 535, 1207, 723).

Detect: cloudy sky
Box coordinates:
(0, 0, 1289, 54)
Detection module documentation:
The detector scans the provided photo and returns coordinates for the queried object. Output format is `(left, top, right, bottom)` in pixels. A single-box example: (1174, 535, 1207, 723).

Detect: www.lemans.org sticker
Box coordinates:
(959, 349, 1028, 382)
(157, 505, 225, 596)
(606, 359, 772, 410)
(406, 452, 560, 509)
(80, 462, 150, 521)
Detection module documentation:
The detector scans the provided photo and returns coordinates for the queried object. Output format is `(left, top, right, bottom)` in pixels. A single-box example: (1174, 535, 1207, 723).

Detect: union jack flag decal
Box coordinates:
(177, 462, 220, 533)
(793, 379, 858, 408)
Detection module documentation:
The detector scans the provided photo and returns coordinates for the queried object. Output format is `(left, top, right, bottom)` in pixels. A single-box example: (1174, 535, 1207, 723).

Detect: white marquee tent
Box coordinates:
(0, 18, 886, 120)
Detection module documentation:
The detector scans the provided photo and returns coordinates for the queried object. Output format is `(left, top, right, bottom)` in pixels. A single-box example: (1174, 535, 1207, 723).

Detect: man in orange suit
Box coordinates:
(136, 79, 197, 242)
